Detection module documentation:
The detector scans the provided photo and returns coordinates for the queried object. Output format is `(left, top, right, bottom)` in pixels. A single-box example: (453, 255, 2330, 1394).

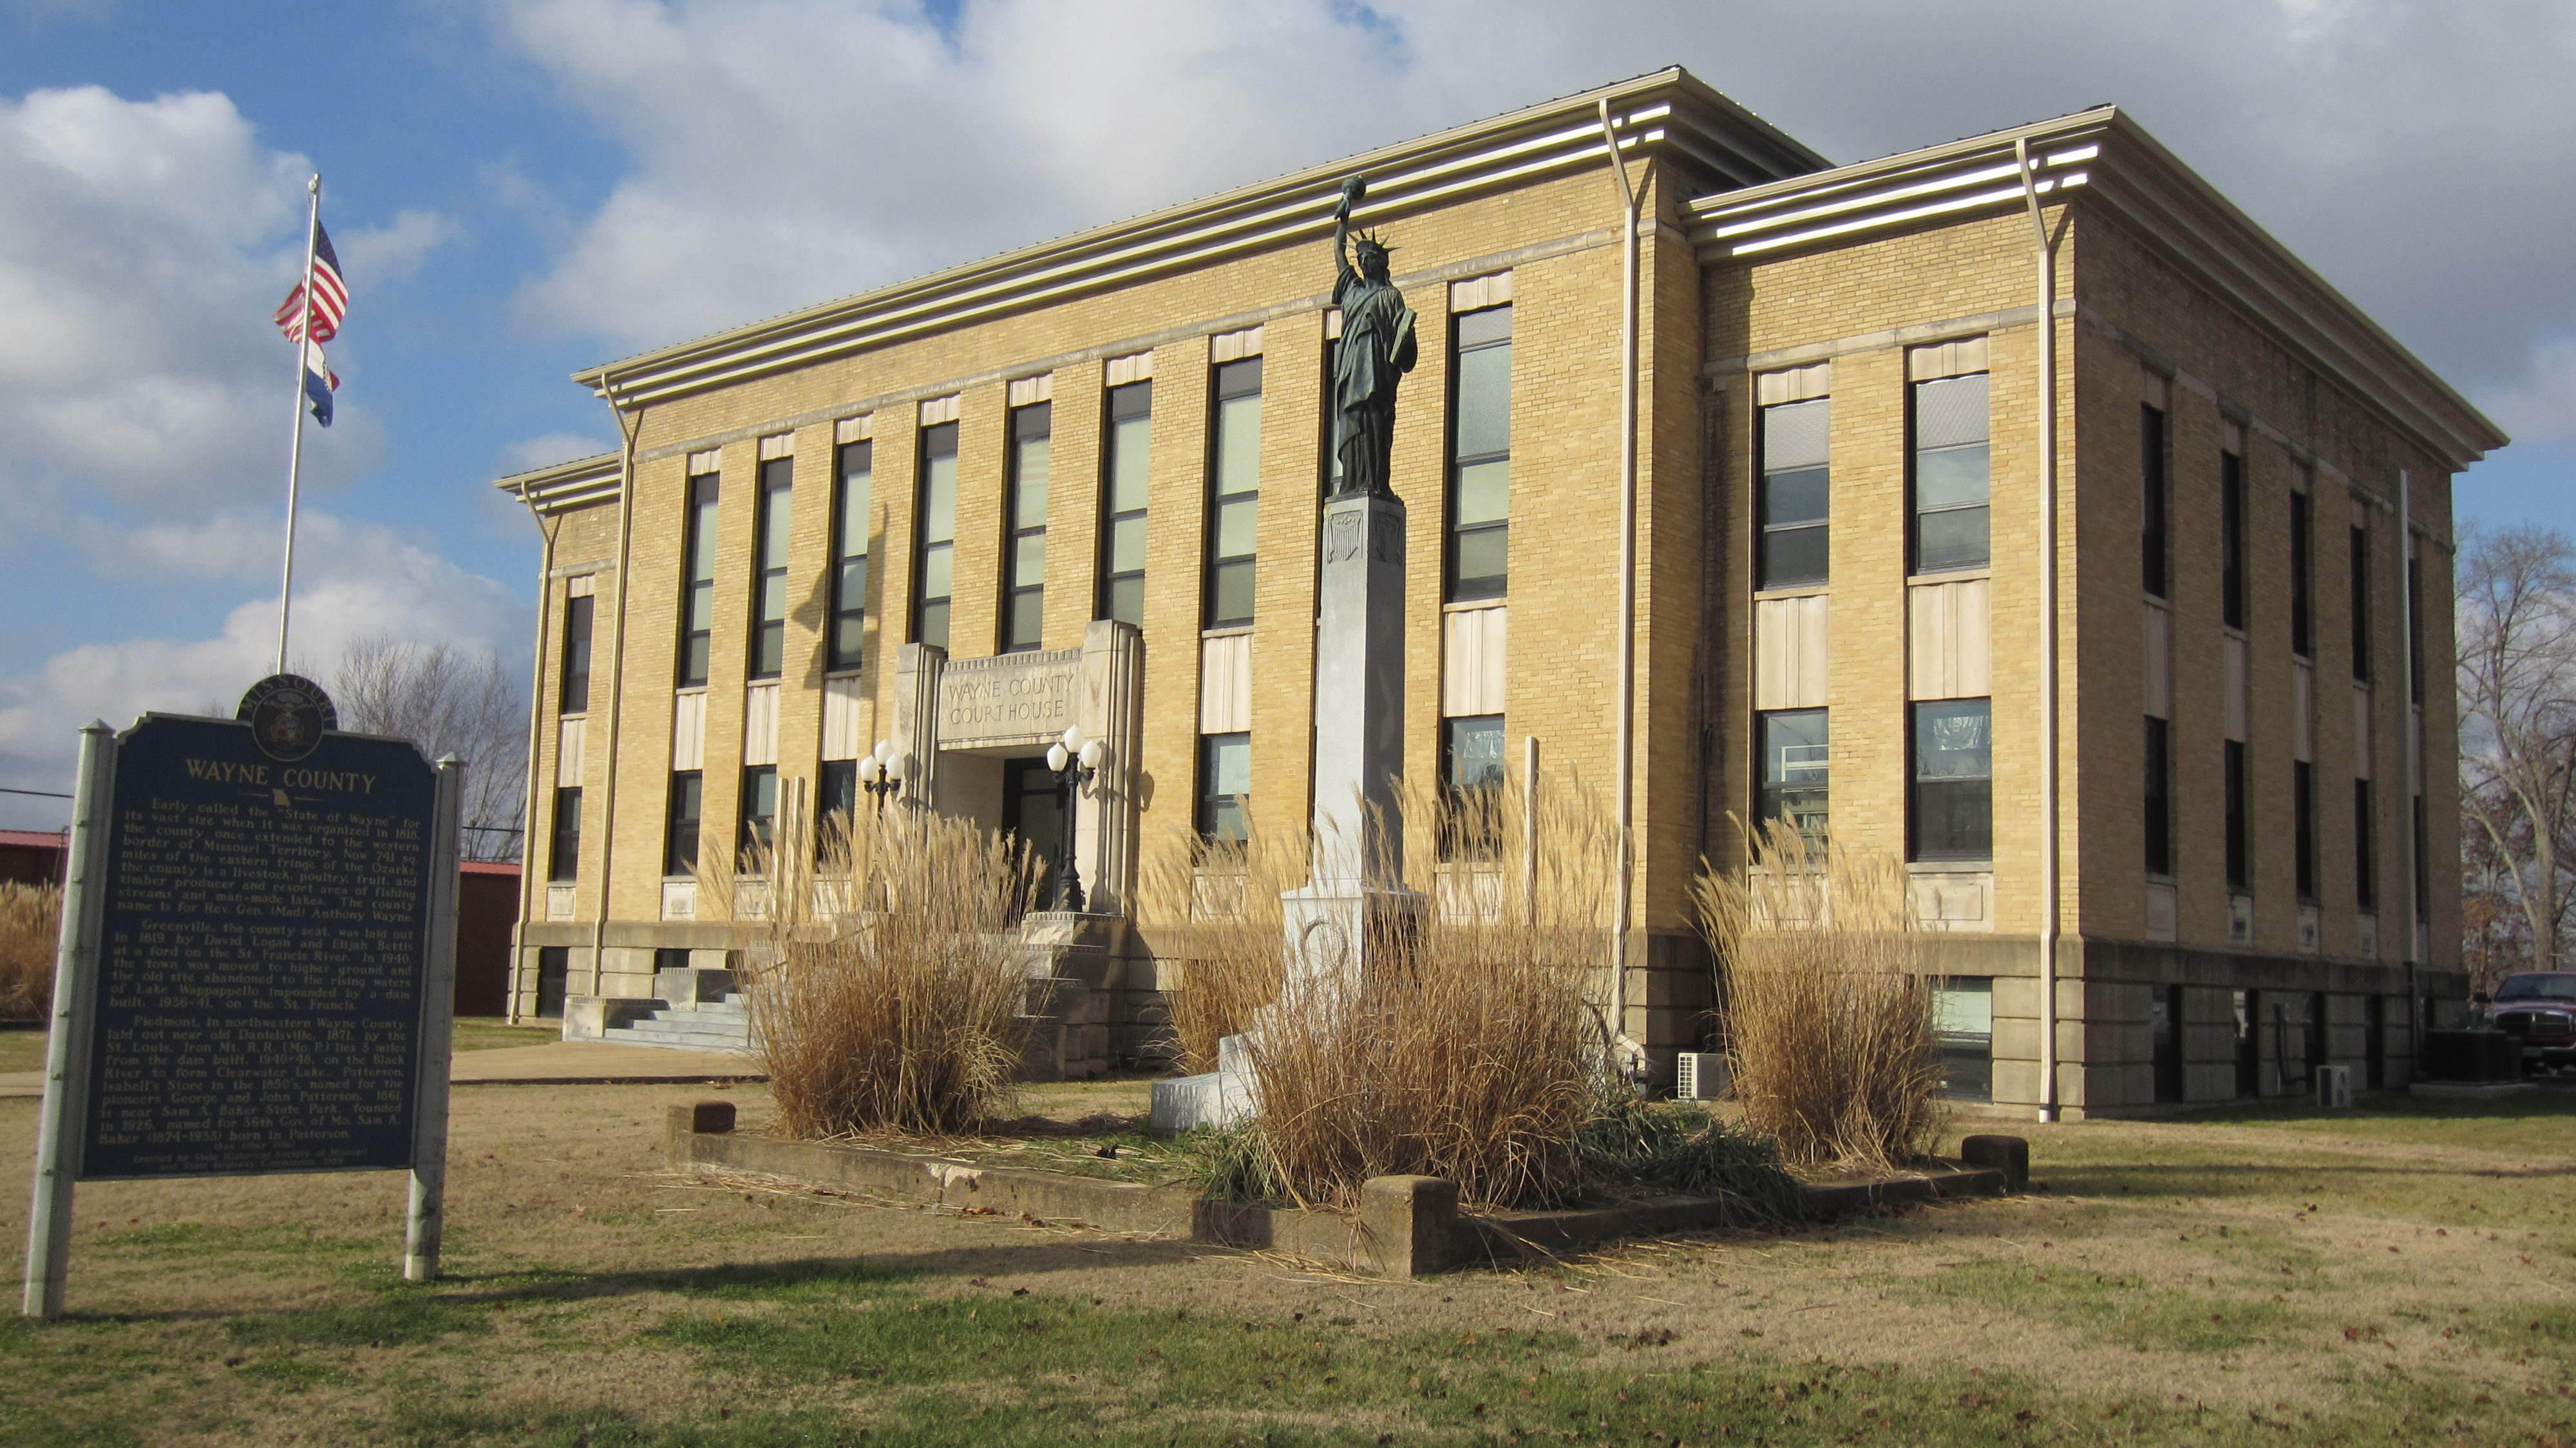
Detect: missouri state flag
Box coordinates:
(301, 343, 339, 427)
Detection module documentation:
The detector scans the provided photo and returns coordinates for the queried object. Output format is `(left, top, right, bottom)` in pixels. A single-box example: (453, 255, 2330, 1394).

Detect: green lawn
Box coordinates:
(450, 1016, 562, 1053)
(2, 1083, 2573, 1445)
(0, 1026, 43, 1074)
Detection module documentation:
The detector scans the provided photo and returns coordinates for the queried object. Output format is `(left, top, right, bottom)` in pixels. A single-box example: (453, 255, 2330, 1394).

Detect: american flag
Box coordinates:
(272, 222, 348, 343)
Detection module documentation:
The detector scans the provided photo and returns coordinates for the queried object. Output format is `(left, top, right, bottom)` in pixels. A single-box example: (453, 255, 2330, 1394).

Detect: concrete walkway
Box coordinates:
(0, 1039, 763, 1100)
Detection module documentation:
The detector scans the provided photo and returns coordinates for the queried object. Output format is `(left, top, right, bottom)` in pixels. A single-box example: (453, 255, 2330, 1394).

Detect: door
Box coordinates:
(1001, 756, 1065, 908)
(2152, 985, 2184, 1103)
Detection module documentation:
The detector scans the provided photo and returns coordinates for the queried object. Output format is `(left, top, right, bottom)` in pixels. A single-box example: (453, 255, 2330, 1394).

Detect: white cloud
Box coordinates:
(498, 430, 614, 475)
(2483, 334, 2576, 446)
(0, 86, 392, 519)
(0, 83, 508, 821)
(0, 509, 526, 801)
(339, 207, 459, 285)
(486, 0, 2574, 443)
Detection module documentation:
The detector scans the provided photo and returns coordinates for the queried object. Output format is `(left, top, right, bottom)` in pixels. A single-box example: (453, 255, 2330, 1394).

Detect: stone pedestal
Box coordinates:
(1307, 491, 1410, 886)
(1153, 491, 1422, 1130)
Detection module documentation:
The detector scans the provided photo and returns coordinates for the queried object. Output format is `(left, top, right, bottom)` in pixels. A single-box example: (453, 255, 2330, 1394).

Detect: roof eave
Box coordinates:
(1690, 108, 2506, 472)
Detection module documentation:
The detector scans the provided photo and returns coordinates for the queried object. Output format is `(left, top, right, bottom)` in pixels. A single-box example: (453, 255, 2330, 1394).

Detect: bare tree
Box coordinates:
(332, 636, 528, 863)
(2456, 524, 2576, 976)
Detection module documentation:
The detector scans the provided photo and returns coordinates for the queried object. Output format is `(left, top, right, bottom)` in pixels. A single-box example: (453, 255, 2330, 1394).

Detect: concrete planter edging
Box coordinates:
(668, 1103, 2020, 1278)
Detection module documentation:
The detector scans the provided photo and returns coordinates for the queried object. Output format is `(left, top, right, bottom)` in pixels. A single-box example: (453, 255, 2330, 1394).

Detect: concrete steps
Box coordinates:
(603, 991, 758, 1056)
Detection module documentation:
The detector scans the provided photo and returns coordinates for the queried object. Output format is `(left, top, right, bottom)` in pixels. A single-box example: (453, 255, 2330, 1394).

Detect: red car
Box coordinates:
(2485, 973, 2576, 1074)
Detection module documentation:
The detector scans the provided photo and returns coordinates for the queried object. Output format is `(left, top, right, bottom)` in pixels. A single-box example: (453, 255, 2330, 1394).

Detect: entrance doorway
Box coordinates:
(2233, 989, 2260, 1098)
(1001, 757, 1066, 908)
(2152, 985, 2184, 1103)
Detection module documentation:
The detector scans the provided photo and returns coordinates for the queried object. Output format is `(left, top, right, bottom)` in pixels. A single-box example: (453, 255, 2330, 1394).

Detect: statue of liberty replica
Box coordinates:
(1148, 175, 1426, 1131)
(1331, 176, 1417, 498)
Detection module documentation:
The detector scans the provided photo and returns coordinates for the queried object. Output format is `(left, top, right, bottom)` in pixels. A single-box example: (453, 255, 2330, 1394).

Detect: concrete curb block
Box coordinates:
(668, 1103, 2016, 1278)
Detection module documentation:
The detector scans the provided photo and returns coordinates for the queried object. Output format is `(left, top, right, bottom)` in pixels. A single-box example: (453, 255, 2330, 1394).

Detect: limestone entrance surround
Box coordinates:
(887, 618, 1145, 918)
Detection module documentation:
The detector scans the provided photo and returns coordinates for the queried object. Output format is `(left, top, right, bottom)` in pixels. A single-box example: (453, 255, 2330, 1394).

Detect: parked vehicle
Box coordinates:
(2482, 973, 2576, 1074)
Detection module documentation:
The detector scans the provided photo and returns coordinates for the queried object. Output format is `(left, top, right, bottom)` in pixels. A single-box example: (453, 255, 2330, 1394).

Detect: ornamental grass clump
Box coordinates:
(0, 882, 59, 1024)
(712, 792, 1039, 1139)
(1160, 768, 1623, 1210)
(1691, 820, 1946, 1172)
(1139, 820, 1302, 1074)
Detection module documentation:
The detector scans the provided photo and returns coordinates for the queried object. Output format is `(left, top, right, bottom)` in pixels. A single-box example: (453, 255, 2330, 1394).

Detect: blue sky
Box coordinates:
(3, 0, 2571, 828)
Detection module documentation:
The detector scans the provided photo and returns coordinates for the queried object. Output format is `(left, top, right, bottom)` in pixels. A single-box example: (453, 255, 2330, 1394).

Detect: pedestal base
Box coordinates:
(1150, 1033, 1259, 1131)
(1278, 879, 1425, 993)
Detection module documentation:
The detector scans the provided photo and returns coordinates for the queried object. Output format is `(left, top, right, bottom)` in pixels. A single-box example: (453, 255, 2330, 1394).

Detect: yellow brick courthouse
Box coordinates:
(496, 68, 2502, 1116)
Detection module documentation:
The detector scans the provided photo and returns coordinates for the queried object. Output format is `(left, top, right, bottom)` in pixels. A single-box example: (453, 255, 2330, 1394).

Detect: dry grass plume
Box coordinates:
(1153, 767, 1625, 1209)
(0, 882, 60, 1023)
(1692, 819, 1946, 1171)
(709, 790, 1039, 1138)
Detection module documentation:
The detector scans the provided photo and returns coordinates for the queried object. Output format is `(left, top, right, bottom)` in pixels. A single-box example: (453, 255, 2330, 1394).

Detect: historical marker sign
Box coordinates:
(24, 691, 462, 1318)
(83, 714, 438, 1178)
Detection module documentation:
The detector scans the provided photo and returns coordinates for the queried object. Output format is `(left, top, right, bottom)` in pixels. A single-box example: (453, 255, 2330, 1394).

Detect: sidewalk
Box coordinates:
(0, 1039, 763, 1099)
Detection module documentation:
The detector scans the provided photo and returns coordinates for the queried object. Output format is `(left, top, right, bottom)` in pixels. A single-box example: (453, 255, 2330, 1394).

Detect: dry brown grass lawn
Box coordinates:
(5, 1083, 2575, 1444)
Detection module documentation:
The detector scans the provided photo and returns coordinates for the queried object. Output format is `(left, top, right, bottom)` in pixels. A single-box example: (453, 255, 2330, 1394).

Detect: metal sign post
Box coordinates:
(406, 755, 464, 1282)
(21, 723, 117, 1320)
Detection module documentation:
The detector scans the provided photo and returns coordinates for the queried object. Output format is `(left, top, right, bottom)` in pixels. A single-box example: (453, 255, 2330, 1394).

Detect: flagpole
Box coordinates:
(276, 173, 321, 678)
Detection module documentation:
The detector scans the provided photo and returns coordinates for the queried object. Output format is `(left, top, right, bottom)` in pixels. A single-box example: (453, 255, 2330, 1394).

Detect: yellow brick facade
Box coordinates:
(499, 73, 2499, 1114)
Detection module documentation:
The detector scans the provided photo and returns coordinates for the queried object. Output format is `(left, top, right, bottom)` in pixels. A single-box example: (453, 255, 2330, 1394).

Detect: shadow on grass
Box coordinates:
(2168, 1085, 2576, 1127)
(59, 1232, 1215, 1328)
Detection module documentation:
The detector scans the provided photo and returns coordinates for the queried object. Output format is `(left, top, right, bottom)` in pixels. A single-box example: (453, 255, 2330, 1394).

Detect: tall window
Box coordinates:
(914, 422, 958, 649)
(560, 593, 594, 712)
(1197, 732, 1250, 844)
(1099, 381, 1151, 626)
(2350, 524, 2372, 681)
(1758, 397, 1830, 589)
(1448, 307, 1511, 600)
(1206, 358, 1262, 628)
(2289, 490, 2313, 657)
(1756, 708, 1829, 846)
(1910, 700, 1992, 861)
(819, 759, 857, 828)
(2144, 716, 2172, 875)
(751, 457, 791, 680)
(2225, 739, 2249, 891)
(829, 441, 871, 671)
(1911, 374, 1990, 573)
(2354, 778, 2377, 910)
(1439, 714, 1507, 860)
(1933, 979, 1994, 1103)
(2294, 760, 2317, 900)
(738, 765, 777, 868)
(2221, 451, 2246, 630)
(2141, 405, 2168, 598)
(1001, 402, 1050, 651)
(663, 771, 703, 877)
(678, 470, 719, 688)
(548, 787, 582, 881)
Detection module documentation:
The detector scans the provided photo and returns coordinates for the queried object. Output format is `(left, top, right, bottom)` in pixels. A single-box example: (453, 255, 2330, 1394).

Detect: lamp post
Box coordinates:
(857, 739, 907, 814)
(1045, 725, 1107, 911)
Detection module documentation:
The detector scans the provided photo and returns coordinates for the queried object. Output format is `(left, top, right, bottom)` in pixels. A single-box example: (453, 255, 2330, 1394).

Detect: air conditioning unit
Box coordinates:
(2316, 1063, 2354, 1109)
(1675, 1052, 1730, 1101)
